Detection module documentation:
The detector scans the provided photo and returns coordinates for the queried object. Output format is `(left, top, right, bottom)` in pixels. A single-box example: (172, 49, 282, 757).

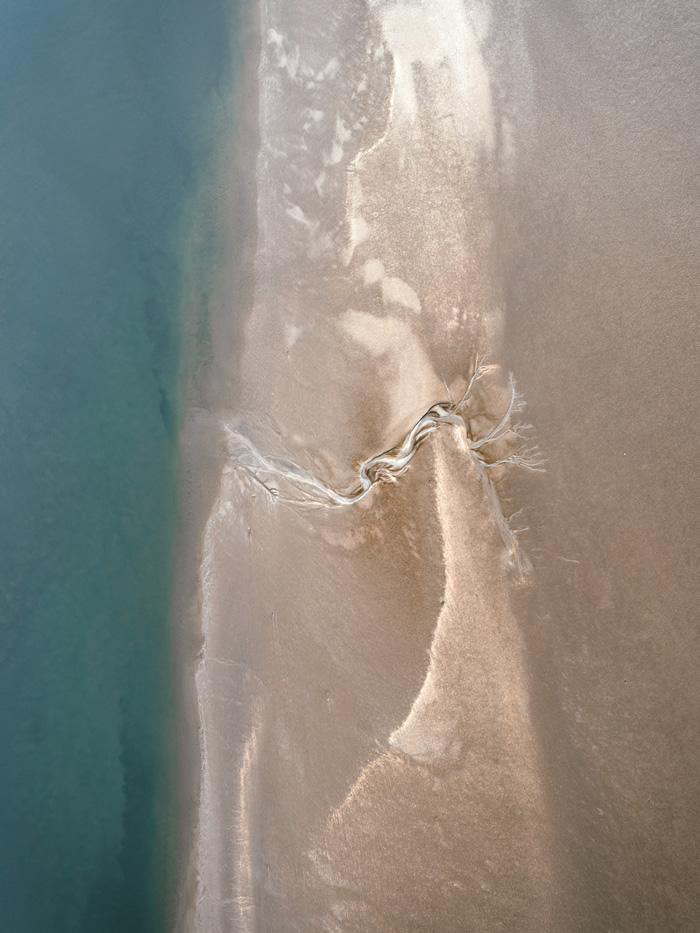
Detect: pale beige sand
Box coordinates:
(180, 0, 700, 930)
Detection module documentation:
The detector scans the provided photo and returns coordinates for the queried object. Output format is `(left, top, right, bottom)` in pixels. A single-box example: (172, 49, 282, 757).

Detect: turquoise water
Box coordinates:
(0, 1, 236, 929)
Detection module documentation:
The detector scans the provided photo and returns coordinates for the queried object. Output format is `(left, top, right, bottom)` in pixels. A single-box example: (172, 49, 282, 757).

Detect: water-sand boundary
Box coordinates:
(170, 0, 261, 928)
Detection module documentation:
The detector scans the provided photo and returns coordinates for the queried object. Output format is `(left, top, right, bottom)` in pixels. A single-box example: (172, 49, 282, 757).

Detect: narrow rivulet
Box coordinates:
(225, 364, 544, 508)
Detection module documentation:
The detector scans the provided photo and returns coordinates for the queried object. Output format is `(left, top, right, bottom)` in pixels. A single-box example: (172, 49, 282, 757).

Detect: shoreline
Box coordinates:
(170, 0, 262, 928)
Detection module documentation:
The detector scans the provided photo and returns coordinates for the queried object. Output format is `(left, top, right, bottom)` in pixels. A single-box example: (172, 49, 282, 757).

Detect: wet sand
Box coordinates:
(179, 1, 700, 930)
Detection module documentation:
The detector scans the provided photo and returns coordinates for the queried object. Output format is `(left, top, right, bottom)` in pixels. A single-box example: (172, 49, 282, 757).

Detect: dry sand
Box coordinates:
(178, 0, 700, 930)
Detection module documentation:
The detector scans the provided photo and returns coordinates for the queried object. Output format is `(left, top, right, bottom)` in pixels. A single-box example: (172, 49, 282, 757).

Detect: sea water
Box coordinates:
(0, 1, 236, 929)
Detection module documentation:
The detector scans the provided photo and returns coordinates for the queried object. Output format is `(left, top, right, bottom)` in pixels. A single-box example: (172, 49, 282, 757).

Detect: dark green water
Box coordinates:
(0, 1, 236, 929)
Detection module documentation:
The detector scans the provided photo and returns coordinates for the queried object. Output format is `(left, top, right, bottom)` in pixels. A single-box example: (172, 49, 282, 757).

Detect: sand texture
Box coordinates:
(183, 1, 700, 930)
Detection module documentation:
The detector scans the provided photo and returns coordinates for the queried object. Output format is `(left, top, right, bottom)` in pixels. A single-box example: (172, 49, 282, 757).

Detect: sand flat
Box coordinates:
(183, 0, 700, 930)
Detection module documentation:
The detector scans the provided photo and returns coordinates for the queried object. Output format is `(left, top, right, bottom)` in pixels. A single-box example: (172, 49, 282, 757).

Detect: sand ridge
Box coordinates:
(191, 0, 556, 929)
